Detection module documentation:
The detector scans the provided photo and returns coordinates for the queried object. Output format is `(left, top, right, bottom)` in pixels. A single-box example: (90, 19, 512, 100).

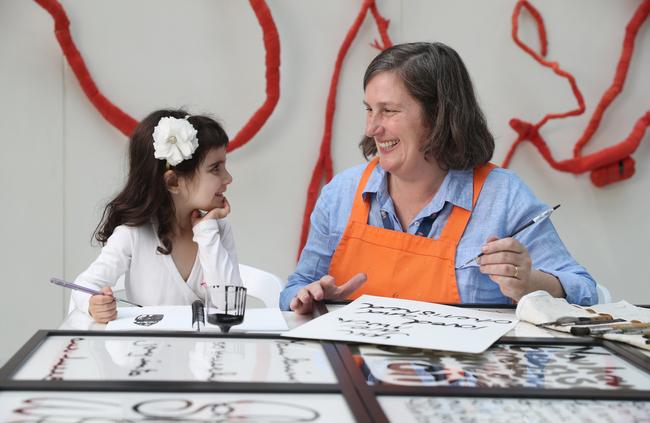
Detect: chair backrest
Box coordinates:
(596, 283, 612, 304)
(238, 264, 285, 308)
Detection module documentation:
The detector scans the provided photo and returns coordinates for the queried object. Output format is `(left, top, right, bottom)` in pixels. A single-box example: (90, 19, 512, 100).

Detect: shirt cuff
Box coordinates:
(279, 284, 301, 310)
(538, 267, 597, 305)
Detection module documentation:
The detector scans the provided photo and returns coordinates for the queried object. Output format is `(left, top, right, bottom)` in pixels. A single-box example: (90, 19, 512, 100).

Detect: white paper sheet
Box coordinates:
(283, 295, 518, 353)
(106, 306, 288, 332)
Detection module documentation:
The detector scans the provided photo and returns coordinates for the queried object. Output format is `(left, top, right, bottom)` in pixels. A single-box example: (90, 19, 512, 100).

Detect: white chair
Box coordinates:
(239, 264, 285, 308)
(596, 283, 612, 304)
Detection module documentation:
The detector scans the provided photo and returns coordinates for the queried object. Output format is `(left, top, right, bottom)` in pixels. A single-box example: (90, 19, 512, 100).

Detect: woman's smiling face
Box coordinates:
(363, 71, 430, 179)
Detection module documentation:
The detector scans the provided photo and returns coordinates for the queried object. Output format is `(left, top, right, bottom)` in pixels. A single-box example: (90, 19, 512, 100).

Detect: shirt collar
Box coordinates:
(362, 164, 475, 213)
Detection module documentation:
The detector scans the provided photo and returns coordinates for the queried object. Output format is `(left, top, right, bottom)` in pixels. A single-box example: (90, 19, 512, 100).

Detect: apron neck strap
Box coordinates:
(349, 158, 379, 223)
(350, 159, 496, 234)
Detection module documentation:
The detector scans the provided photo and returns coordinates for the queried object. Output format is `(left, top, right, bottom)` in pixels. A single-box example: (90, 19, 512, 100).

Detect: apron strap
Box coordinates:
(439, 163, 497, 242)
(349, 158, 379, 224)
(350, 159, 496, 240)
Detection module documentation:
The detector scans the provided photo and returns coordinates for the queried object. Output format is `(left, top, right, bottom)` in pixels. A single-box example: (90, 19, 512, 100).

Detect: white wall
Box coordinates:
(2, 0, 648, 365)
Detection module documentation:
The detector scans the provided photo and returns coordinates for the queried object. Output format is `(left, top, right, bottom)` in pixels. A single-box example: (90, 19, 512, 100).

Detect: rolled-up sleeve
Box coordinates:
(280, 183, 337, 310)
(457, 168, 598, 306)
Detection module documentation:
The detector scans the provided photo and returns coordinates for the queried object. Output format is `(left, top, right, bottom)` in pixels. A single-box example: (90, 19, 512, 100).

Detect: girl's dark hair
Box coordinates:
(360, 42, 494, 170)
(94, 109, 229, 254)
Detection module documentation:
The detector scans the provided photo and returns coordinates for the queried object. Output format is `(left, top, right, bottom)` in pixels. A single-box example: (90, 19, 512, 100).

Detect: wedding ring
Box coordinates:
(513, 265, 519, 279)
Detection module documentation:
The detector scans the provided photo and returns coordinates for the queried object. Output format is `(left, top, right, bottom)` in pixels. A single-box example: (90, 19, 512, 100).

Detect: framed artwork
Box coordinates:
(346, 338, 650, 391)
(376, 396, 650, 423)
(3, 327, 650, 422)
(0, 330, 371, 422)
(334, 337, 650, 423)
(0, 390, 359, 422)
(2, 331, 336, 385)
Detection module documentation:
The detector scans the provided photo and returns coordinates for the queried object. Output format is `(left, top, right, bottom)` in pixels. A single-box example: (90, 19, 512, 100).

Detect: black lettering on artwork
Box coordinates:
(337, 317, 409, 339)
(275, 340, 311, 382)
(356, 303, 513, 325)
(206, 341, 238, 380)
(126, 340, 160, 377)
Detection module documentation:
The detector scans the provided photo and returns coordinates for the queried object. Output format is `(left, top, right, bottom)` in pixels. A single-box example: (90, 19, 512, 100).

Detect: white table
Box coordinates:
(62, 304, 650, 358)
(59, 307, 313, 332)
(59, 304, 564, 337)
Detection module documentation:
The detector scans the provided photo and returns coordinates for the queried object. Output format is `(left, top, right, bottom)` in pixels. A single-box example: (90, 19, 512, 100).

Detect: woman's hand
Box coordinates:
(191, 197, 231, 227)
(89, 286, 117, 323)
(478, 236, 533, 301)
(478, 236, 566, 300)
(290, 273, 367, 315)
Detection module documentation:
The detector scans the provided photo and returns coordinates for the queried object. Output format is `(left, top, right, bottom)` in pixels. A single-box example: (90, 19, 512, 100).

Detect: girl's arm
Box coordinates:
(193, 219, 242, 287)
(72, 225, 133, 315)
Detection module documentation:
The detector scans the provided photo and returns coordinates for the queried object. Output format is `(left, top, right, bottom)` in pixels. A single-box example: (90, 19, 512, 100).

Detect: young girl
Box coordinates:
(72, 109, 242, 323)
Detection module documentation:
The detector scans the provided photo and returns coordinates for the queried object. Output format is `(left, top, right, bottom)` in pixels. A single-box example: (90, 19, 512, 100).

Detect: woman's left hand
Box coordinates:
(191, 197, 231, 227)
(478, 236, 533, 301)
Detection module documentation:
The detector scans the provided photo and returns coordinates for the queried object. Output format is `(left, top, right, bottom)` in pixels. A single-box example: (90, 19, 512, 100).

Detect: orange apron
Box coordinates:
(329, 158, 495, 303)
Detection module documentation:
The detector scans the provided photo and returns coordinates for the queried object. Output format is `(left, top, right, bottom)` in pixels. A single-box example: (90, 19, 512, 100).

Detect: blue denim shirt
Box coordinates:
(280, 163, 597, 310)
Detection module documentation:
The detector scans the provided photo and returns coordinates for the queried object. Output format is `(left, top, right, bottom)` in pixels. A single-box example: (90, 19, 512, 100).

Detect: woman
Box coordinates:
(280, 42, 596, 314)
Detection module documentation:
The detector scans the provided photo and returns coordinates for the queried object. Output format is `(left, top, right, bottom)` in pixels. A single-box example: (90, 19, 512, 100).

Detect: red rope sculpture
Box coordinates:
(297, 0, 392, 259)
(34, 0, 280, 152)
(503, 0, 650, 187)
(34, 0, 137, 137)
(226, 0, 280, 152)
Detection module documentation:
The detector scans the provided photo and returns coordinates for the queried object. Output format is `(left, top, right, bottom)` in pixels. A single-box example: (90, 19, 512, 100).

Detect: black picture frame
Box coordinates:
(0, 330, 372, 423)
(333, 337, 650, 423)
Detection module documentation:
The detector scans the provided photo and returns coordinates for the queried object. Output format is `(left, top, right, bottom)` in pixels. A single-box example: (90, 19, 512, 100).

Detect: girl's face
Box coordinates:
(181, 146, 232, 211)
(363, 71, 430, 179)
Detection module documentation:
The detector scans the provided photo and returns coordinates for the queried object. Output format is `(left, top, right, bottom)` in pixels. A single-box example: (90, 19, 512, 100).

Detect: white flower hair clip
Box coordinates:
(152, 116, 199, 167)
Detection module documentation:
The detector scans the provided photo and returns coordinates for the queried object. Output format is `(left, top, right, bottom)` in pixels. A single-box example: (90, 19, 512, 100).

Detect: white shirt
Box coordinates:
(72, 219, 241, 314)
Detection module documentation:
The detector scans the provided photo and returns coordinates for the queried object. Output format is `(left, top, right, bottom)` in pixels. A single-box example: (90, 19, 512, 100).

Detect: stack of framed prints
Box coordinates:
(2, 329, 650, 421)
(338, 337, 650, 422)
(0, 330, 367, 421)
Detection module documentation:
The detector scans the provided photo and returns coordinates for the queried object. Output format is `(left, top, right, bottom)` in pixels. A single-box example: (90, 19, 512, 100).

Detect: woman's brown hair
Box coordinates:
(360, 42, 494, 170)
(94, 109, 229, 254)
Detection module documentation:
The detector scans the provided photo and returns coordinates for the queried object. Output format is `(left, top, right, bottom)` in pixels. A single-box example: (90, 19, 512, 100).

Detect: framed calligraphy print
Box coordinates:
(3, 331, 337, 385)
(0, 330, 371, 422)
(376, 396, 650, 423)
(332, 337, 650, 423)
(0, 391, 360, 422)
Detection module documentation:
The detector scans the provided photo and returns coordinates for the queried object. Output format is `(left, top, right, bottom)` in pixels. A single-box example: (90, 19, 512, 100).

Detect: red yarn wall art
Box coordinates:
(32, 0, 650, 260)
(297, 0, 392, 258)
(34, 0, 280, 153)
(503, 0, 650, 187)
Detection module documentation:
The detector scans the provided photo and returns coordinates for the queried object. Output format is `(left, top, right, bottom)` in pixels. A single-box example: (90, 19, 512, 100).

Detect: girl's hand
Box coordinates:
(89, 287, 117, 323)
(191, 197, 231, 227)
(478, 236, 533, 301)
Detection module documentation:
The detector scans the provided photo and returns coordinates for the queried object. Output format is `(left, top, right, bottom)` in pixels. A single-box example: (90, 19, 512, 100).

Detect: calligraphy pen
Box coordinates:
(459, 204, 561, 268)
(50, 277, 143, 307)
